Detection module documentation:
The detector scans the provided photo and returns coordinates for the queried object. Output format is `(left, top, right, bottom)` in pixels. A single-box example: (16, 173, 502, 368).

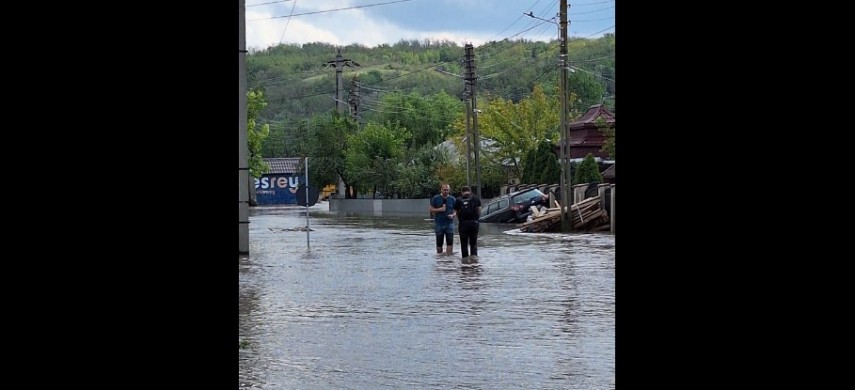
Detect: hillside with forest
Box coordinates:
(245, 34, 615, 199)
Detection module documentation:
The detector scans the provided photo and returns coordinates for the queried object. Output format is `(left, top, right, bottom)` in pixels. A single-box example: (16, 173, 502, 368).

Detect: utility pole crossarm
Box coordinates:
(324, 48, 360, 114)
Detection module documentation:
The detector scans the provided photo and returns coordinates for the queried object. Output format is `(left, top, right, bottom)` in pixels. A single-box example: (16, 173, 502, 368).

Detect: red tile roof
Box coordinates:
(569, 104, 615, 130)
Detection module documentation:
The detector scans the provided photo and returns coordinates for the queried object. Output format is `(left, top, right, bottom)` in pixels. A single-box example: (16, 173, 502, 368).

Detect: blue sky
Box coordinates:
(245, 0, 615, 50)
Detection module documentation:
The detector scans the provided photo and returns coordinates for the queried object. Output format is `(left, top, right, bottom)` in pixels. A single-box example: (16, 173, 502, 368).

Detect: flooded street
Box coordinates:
(239, 203, 615, 389)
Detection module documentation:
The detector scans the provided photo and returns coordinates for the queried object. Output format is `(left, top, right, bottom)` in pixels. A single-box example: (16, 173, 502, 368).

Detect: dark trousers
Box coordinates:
(458, 220, 479, 257)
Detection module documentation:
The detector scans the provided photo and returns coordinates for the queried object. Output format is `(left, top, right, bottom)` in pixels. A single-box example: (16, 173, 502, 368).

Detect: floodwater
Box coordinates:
(239, 203, 615, 389)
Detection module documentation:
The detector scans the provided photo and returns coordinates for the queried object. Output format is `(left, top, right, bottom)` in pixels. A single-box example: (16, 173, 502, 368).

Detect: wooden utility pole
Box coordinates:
(559, 0, 573, 232)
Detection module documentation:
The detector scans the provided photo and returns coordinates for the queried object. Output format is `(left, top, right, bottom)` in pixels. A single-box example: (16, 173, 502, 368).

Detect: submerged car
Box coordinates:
(478, 188, 549, 223)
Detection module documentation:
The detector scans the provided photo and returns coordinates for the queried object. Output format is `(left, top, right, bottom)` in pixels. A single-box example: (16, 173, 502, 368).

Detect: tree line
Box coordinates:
(246, 35, 615, 199)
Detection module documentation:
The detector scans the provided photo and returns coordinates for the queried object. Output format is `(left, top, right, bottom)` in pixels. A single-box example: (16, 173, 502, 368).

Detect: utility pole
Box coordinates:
(348, 76, 361, 124)
(464, 43, 482, 198)
(462, 85, 472, 187)
(323, 48, 360, 198)
(559, 0, 573, 232)
(322, 48, 360, 114)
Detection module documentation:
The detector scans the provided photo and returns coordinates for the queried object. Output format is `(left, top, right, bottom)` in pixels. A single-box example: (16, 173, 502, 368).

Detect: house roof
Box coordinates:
(262, 158, 302, 174)
(568, 137, 600, 146)
(602, 163, 615, 179)
(569, 104, 615, 130)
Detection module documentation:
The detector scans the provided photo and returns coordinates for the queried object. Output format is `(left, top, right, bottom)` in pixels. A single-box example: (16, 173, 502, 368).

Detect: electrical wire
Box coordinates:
(246, 0, 293, 8)
(247, 0, 417, 22)
(278, 0, 297, 44)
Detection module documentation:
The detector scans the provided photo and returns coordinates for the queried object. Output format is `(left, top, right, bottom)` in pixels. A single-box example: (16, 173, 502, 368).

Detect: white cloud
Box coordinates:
(243, 1, 613, 50)
(247, 7, 494, 50)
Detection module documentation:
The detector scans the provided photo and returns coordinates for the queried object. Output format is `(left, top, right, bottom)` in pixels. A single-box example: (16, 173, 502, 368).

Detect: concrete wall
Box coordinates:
(329, 198, 432, 218)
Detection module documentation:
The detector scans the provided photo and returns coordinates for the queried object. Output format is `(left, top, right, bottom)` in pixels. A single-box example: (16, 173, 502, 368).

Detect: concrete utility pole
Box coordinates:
(559, 0, 573, 233)
(323, 48, 360, 114)
(323, 48, 360, 197)
(462, 85, 472, 187)
(348, 76, 361, 123)
(464, 43, 482, 198)
(239, 0, 250, 254)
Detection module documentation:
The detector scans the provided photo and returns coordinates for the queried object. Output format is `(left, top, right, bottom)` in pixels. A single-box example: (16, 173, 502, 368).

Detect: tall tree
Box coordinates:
(521, 139, 560, 184)
(345, 122, 410, 198)
(366, 91, 461, 148)
(393, 144, 452, 199)
(304, 111, 360, 197)
(247, 89, 270, 178)
(568, 70, 606, 113)
(460, 84, 560, 180)
(574, 153, 603, 185)
(598, 118, 615, 159)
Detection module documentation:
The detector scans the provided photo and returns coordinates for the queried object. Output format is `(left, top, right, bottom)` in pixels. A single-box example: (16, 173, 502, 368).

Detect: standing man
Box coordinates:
(454, 186, 482, 262)
(429, 183, 456, 255)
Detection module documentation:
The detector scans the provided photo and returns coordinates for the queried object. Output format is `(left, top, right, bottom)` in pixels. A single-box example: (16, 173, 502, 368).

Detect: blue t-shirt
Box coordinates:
(431, 194, 456, 226)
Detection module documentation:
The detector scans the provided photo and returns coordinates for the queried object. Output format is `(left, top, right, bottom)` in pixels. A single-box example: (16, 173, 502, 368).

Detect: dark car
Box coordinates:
(478, 188, 549, 223)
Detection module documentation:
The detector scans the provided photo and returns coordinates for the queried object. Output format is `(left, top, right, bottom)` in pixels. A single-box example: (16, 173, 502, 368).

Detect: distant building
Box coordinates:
(546, 104, 615, 181)
(567, 104, 615, 159)
(255, 158, 303, 205)
(601, 163, 615, 185)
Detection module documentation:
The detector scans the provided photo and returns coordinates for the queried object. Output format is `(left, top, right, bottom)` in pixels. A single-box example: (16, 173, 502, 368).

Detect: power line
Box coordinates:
(263, 15, 611, 103)
(482, 0, 547, 43)
(569, 53, 614, 63)
(278, 0, 298, 44)
(473, 19, 555, 70)
(570, 5, 615, 15)
(582, 25, 615, 38)
(247, 0, 417, 22)
(536, 0, 560, 18)
(252, 5, 591, 92)
(481, 45, 559, 81)
(573, 0, 615, 5)
(246, 0, 293, 7)
(359, 84, 398, 93)
(568, 65, 614, 81)
(571, 16, 615, 23)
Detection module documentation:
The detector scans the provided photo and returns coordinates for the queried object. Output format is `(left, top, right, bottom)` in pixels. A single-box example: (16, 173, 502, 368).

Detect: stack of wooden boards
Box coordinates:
(518, 196, 610, 233)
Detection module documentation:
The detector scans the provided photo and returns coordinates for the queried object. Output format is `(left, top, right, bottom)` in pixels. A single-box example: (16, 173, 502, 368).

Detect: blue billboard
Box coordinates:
(254, 174, 303, 205)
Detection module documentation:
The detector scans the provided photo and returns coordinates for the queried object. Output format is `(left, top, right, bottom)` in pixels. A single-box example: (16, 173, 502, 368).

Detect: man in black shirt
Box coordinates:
(453, 186, 482, 262)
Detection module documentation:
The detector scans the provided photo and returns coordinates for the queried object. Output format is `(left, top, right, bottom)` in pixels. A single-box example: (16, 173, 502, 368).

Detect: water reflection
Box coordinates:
(240, 204, 614, 389)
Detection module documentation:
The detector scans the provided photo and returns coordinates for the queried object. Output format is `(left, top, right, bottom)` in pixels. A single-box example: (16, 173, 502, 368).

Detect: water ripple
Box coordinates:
(241, 206, 614, 389)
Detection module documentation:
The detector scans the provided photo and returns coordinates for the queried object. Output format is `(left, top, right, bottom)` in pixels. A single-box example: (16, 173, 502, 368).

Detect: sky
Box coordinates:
(244, 0, 616, 51)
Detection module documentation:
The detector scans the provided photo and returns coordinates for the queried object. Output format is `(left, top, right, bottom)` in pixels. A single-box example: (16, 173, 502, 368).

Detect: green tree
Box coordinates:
(458, 84, 559, 181)
(248, 36, 616, 198)
(247, 36, 614, 130)
(574, 153, 603, 185)
(393, 144, 452, 199)
(366, 91, 461, 148)
(247, 89, 270, 178)
(598, 118, 615, 160)
(304, 111, 360, 197)
(568, 70, 606, 113)
(521, 139, 560, 184)
(345, 122, 410, 198)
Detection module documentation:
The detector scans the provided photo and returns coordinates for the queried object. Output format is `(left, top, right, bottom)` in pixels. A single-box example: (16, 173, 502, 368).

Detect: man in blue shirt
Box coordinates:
(429, 183, 456, 255)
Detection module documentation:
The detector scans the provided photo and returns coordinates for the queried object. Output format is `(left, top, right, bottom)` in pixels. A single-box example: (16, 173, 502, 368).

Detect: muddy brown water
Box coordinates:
(240, 204, 615, 389)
